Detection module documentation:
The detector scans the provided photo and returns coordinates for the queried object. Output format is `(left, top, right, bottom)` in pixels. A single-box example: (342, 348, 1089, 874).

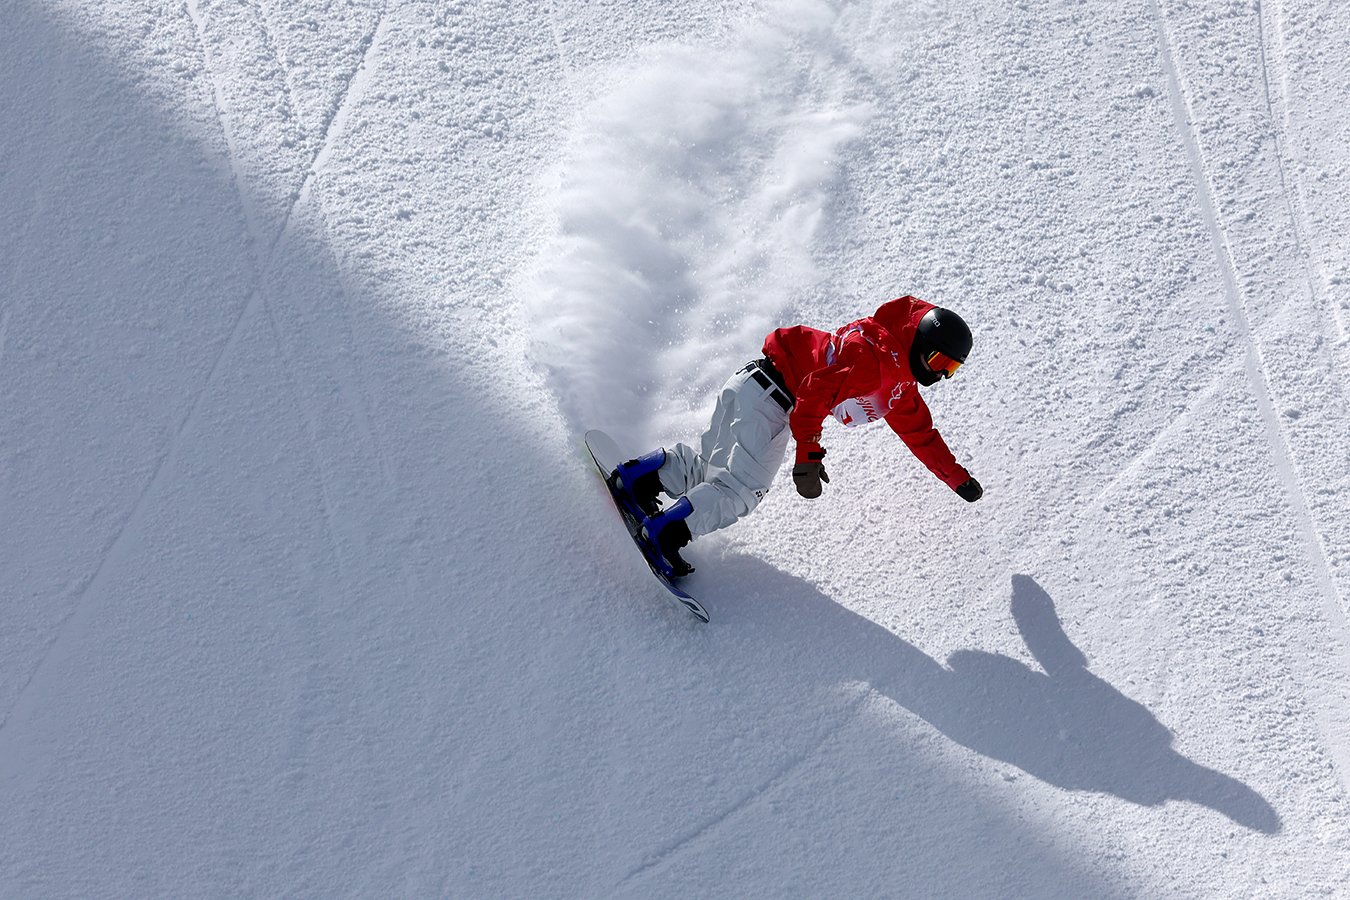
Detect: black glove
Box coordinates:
(793, 448, 829, 499)
(955, 476, 983, 502)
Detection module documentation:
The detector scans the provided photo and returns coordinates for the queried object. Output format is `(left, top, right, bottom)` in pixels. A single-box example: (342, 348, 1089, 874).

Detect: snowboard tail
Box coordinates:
(584, 430, 709, 623)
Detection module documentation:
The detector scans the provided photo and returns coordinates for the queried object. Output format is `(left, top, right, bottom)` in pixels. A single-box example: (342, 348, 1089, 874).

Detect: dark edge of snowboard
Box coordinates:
(584, 430, 709, 623)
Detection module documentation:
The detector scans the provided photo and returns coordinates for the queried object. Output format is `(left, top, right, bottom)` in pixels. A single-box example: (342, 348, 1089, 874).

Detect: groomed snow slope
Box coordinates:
(2, 0, 1349, 895)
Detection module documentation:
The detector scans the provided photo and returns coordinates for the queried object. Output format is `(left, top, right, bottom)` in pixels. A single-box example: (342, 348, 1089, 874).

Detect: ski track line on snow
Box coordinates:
(1150, 0, 1350, 788)
(247, 5, 398, 489)
(313, 7, 387, 164)
(185, 0, 270, 253)
(0, 290, 264, 736)
(192, 0, 388, 708)
(269, 7, 390, 257)
(255, 5, 397, 490)
(195, 0, 395, 500)
(182, 0, 344, 524)
(1255, 0, 1350, 352)
(209, 0, 396, 559)
(616, 687, 870, 889)
(1094, 366, 1226, 505)
(246, 0, 307, 147)
(1258, 0, 1344, 345)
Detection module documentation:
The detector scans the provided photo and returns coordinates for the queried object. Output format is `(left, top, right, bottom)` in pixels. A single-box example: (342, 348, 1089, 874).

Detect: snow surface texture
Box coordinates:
(2, 0, 1348, 895)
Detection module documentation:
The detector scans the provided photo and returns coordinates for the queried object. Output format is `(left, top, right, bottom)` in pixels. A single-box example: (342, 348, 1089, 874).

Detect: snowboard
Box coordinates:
(584, 430, 709, 623)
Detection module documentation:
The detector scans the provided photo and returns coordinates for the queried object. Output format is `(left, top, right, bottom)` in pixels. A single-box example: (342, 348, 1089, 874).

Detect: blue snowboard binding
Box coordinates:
(640, 497, 695, 579)
(611, 449, 667, 519)
(585, 430, 708, 622)
(612, 450, 694, 578)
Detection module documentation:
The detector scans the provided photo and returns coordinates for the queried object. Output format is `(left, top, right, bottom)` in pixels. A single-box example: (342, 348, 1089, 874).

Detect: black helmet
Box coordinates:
(910, 307, 972, 386)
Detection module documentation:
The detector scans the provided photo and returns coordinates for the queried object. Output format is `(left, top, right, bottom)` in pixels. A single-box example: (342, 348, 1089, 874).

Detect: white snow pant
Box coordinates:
(657, 364, 792, 538)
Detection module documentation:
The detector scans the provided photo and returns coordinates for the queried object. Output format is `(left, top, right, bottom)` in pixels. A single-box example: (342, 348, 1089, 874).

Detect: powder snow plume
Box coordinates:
(525, 0, 870, 445)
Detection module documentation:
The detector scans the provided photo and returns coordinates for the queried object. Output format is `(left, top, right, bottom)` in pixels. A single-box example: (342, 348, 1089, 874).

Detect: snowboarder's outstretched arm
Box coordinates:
(884, 392, 980, 498)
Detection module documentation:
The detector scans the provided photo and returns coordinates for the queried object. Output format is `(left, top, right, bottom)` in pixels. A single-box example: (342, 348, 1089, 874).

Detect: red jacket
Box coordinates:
(762, 296, 970, 490)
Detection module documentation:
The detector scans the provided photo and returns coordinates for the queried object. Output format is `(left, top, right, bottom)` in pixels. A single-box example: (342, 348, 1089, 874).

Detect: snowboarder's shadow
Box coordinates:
(715, 561, 1281, 834)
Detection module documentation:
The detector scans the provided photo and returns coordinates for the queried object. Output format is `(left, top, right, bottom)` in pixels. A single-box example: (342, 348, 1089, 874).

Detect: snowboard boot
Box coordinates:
(613, 449, 666, 518)
(641, 497, 695, 578)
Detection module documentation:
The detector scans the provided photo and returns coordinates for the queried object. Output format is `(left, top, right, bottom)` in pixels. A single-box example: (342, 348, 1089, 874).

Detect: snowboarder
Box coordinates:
(610, 295, 984, 577)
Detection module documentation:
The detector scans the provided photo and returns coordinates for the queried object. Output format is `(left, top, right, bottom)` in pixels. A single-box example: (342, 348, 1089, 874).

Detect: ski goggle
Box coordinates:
(925, 350, 963, 379)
